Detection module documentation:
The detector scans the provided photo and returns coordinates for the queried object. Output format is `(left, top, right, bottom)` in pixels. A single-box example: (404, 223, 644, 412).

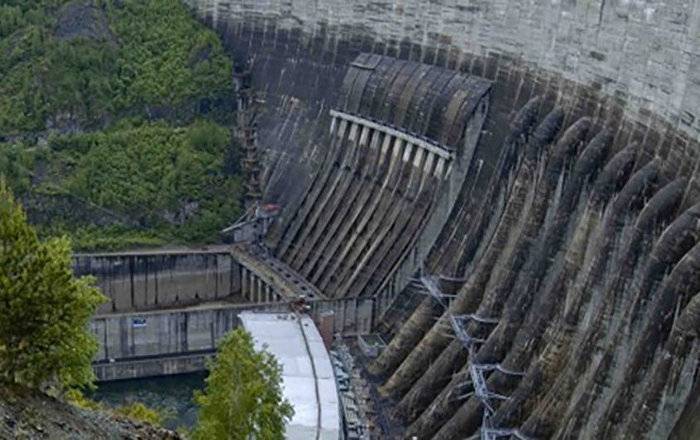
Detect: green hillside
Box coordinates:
(0, 0, 242, 250)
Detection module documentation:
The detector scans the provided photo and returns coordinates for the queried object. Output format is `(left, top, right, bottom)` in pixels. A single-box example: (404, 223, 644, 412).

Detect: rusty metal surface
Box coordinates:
(384, 61, 421, 125)
(446, 79, 492, 146)
(425, 74, 468, 144)
(394, 64, 432, 129)
(339, 52, 370, 110)
(404, 67, 447, 136)
(368, 58, 406, 120)
(346, 53, 383, 114)
(357, 55, 394, 117)
(418, 68, 458, 136)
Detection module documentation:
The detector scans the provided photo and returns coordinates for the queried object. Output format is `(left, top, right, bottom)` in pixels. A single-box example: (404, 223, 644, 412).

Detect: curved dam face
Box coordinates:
(269, 55, 491, 304)
(185, 1, 699, 439)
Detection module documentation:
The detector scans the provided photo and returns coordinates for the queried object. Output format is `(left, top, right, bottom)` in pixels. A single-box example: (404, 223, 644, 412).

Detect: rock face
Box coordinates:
(184, 1, 699, 438)
(0, 385, 181, 440)
(55, 1, 116, 44)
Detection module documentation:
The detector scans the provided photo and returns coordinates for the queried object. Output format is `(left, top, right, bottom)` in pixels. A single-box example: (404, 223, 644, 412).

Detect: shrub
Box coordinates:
(115, 402, 167, 426)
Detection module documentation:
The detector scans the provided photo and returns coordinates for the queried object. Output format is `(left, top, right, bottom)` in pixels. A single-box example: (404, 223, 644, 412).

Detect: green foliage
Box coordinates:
(0, 0, 241, 250)
(52, 225, 167, 252)
(192, 328, 294, 440)
(109, 0, 232, 110)
(43, 120, 242, 248)
(67, 389, 171, 428)
(114, 402, 167, 426)
(0, 182, 106, 390)
(66, 388, 103, 411)
(187, 119, 232, 155)
(68, 123, 208, 220)
(0, 0, 232, 135)
(0, 7, 242, 423)
(0, 143, 33, 194)
(0, 6, 25, 39)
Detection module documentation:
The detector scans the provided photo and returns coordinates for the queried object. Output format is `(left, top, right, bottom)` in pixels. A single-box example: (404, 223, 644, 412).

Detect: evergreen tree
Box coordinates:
(192, 328, 294, 440)
(0, 181, 105, 389)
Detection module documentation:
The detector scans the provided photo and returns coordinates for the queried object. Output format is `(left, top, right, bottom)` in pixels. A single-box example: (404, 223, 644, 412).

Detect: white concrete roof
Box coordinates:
(239, 312, 340, 440)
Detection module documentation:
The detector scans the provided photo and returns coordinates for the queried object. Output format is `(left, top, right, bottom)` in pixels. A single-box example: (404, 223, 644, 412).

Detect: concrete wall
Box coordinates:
(73, 248, 240, 313)
(91, 299, 374, 381)
(185, 0, 700, 208)
(93, 352, 213, 381)
(189, 0, 699, 140)
(91, 304, 241, 362)
(81, 246, 372, 380)
(367, 95, 489, 320)
(91, 302, 279, 381)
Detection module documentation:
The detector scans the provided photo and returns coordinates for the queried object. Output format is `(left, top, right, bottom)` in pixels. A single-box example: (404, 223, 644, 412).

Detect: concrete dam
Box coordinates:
(80, 1, 699, 439)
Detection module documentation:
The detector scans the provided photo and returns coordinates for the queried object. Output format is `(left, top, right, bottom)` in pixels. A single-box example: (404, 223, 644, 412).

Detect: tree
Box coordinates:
(0, 181, 105, 390)
(192, 328, 294, 440)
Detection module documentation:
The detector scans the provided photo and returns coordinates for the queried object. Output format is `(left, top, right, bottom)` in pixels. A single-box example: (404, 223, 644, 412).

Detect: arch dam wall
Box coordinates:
(186, 0, 700, 204)
(183, 1, 700, 439)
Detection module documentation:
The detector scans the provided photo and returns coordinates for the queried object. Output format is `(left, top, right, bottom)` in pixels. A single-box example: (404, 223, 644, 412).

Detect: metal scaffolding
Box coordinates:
(413, 271, 532, 439)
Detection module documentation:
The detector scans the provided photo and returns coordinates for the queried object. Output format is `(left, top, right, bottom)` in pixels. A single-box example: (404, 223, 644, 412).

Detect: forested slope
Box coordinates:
(0, 0, 242, 250)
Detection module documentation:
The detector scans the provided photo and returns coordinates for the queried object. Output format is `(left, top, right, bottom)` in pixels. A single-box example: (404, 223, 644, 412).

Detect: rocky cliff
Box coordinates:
(0, 385, 181, 440)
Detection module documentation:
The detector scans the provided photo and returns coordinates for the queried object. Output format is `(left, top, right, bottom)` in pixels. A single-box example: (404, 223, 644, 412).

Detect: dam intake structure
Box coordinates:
(78, 1, 700, 438)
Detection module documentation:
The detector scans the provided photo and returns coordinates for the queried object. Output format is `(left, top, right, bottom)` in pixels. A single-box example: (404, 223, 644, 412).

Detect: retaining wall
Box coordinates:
(73, 247, 240, 313)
